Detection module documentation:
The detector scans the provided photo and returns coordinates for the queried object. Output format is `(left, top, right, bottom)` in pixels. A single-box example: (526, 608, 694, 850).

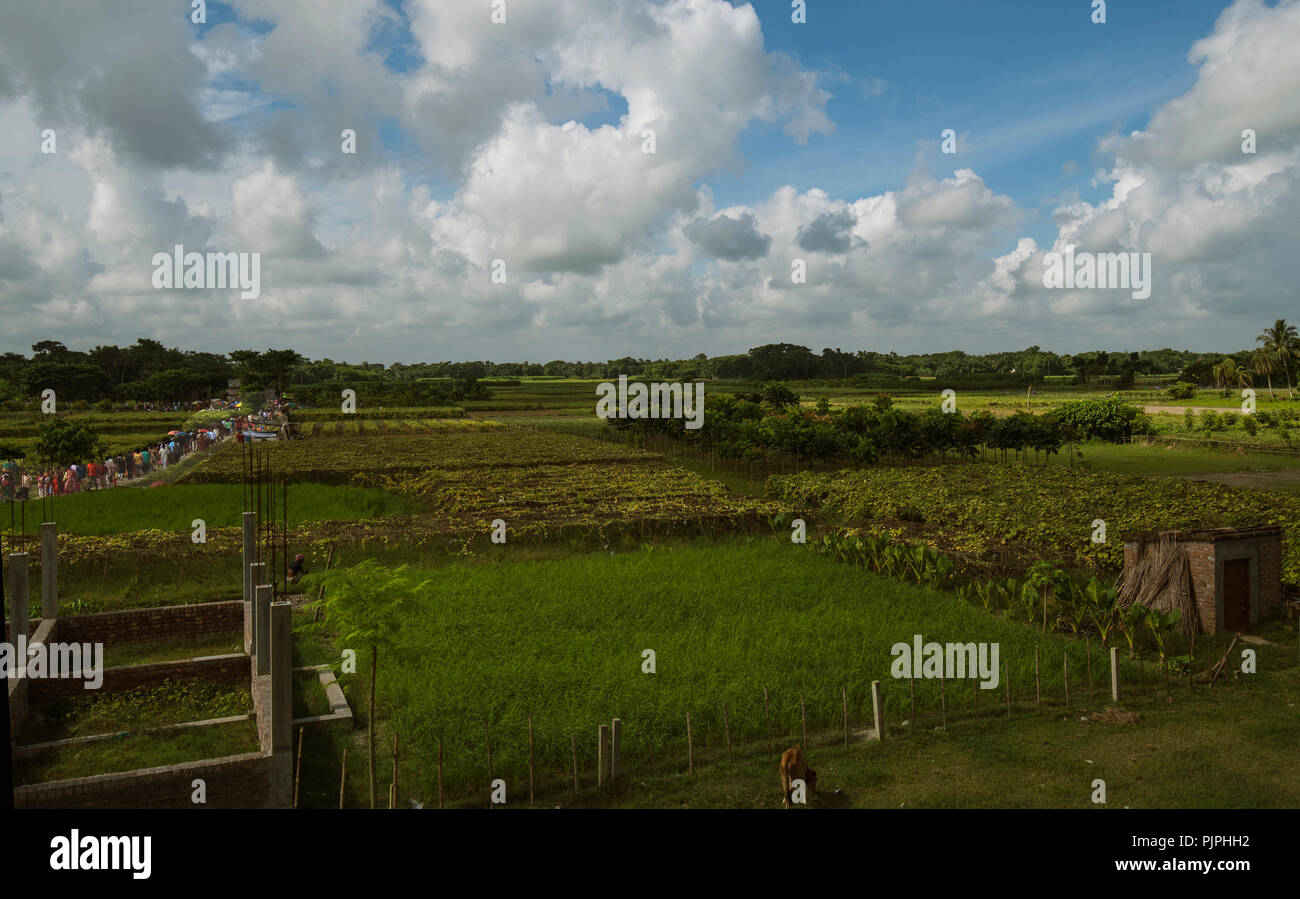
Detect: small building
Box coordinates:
(1122, 526, 1282, 634)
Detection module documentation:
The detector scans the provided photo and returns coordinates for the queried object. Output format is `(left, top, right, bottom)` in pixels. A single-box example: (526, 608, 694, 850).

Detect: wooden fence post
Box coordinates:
(611, 717, 622, 779)
(764, 687, 773, 755)
(438, 738, 444, 809)
(1004, 662, 1011, 717)
(1035, 645, 1042, 714)
(939, 670, 947, 729)
(293, 727, 304, 809)
(871, 680, 885, 741)
(722, 706, 731, 763)
(391, 730, 398, 810)
(686, 711, 694, 775)
(648, 720, 655, 773)
(909, 667, 916, 734)
(571, 736, 579, 794)
(1086, 636, 1094, 702)
(339, 748, 347, 810)
(485, 720, 493, 782)
(842, 686, 849, 746)
(800, 693, 807, 748)
(1063, 653, 1071, 709)
(598, 724, 608, 787)
(528, 714, 535, 806)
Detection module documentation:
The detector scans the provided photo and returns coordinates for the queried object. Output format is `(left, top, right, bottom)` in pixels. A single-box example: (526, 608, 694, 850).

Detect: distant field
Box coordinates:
(5, 482, 417, 537)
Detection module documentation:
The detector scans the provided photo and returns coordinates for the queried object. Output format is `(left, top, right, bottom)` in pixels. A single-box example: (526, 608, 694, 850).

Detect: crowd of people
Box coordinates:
(1, 427, 228, 501)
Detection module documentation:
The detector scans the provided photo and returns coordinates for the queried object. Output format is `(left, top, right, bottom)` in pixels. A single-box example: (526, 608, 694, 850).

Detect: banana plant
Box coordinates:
(1143, 607, 1182, 674)
(1120, 602, 1149, 656)
(1085, 579, 1119, 645)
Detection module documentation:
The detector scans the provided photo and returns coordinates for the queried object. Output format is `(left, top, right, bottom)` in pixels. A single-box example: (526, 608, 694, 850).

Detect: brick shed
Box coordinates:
(1123, 526, 1282, 634)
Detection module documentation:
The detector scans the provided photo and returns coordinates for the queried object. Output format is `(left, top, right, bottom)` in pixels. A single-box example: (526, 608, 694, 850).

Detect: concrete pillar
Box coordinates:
(242, 512, 255, 605)
(271, 600, 292, 753)
(249, 560, 266, 660)
(1110, 647, 1120, 703)
(255, 583, 272, 676)
(40, 523, 57, 620)
(8, 553, 29, 644)
(871, 679, 886, 741)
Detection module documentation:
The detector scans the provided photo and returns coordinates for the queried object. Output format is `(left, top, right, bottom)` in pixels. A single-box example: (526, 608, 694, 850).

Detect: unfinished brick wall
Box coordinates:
(28, 653, 249, 702)
(55, 600, 242, 645)
(13, 751, 276, 809)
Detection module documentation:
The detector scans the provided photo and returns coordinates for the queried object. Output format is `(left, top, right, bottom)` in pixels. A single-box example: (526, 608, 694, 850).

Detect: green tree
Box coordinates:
(308, 561, 428, 809)
(1257, 319, 1299, 399)
(34, 419, 106, 467)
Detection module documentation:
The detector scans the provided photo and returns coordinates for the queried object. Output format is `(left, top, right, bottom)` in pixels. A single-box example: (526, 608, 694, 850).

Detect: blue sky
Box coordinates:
(1, 0, 1297, 362)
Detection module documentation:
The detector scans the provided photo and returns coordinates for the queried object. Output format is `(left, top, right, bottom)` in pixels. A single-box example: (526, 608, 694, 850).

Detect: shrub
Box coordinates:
(1200, 410, 1221, 431)
(1053, 397, 1147, 442)
(1242, 415, 1258, 436)
(1221, 411, 1239, 429)
(1184, 408, 1196, 430)
(1166, 382, 1197, 400)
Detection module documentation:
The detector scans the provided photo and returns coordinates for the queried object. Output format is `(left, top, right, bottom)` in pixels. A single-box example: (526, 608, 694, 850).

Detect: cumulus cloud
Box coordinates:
(686, 212, 771, 261)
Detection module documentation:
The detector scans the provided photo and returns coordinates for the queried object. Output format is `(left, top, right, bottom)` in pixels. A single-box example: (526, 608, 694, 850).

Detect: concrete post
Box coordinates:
(1110, 647, 1120, 703)
(40, 523, 57, 620)
(242, 513, 256, 651)
(255, 583, 272, 676)
(610, 718, 621, 780)
(871, 679, 886, 741)
(8, 553, 29, 644)
(271, 600, 292, 753)
(249, 560, 266, 659)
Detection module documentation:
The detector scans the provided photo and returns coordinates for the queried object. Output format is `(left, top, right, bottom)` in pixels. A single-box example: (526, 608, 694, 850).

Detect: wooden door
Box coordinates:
(1222, 558, 1251, 632)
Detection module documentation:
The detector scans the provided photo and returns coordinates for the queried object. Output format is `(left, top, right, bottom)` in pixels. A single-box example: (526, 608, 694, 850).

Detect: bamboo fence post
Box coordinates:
(528, 714, 535, 807)
(648, 720, 655, 773)
(598, 724, 608, 787)
(800, 693, 807, 748)
(611, 717, 622, 779)
(438, 738, 444, 809)
(722, 705, 732, 763)
(485, 720, 493, 783)
(763, 687, 773, 755)
(1004, 662, 1011, 717)
(871, 680, 885, 741)
(293, 727, 304, 809)
(1035, 645, 1042, 714)
(339, 748, 348, 810)
(391, 730, 398, 810)
(686, 711, 694, 775)
(972, 673, 978, 720)
(939, 670, 947, 729)
(842, 686, 849, 746)
(571, 736, 579, 794)
(1086, 636, 1094, 702)
(909, 667, 916, 734)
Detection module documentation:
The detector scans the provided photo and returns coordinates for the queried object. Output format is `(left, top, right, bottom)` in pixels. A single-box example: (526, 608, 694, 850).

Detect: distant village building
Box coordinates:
(1121, 527, 1282, 634)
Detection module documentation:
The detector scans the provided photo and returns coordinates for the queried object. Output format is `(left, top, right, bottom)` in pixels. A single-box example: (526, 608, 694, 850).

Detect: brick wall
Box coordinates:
(1259, 533, 1282, 620)
(28, 654, 249, 702)
(55, 600, 242, 645)
(13, 751, 279, 809)
(1185, 541, 1217, 633)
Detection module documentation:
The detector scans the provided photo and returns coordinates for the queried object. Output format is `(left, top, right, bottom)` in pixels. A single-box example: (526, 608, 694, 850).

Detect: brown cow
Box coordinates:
(779, 745, 817, 808)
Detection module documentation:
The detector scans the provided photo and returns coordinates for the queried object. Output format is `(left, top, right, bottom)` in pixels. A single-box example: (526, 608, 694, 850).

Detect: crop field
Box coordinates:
(330, 541, 1109, 797)
(771, 463, 1300, 582)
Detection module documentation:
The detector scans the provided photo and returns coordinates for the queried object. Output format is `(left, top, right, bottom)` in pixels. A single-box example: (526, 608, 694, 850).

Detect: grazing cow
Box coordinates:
(779, 745, 817, 808)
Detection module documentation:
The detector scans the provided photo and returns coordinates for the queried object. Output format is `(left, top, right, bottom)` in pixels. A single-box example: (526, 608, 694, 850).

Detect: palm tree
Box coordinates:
(1212, 358, 1247, 396)
(1253, 347, 1276, 399)
(1258, 319, 1299, 399)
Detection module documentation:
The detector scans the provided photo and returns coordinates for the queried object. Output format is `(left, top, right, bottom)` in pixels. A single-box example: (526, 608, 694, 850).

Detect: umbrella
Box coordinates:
(149, 480, 166, 488)
(168, 430, 181, 435)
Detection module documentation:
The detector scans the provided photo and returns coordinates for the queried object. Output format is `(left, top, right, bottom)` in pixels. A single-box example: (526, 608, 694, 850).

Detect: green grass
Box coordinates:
(1055, 442, 1300, 478)
(5, 482, 419, 537)
(101, 634, 244, 669)
(322, 541, 1118, 799)
(22, 679, 252, 743)
(15, 719, 259, 785)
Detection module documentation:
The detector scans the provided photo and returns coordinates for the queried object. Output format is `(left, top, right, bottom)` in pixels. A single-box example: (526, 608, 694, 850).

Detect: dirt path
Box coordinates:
(1177, 468, 1300, 490)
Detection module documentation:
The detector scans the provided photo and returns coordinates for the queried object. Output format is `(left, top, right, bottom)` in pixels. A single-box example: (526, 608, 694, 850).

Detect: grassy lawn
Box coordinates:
(1055, 442, 1300, 479)
(15, 719, 259, 785)
(101, 634, 245, 669)
(22, 680, 252, 744)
